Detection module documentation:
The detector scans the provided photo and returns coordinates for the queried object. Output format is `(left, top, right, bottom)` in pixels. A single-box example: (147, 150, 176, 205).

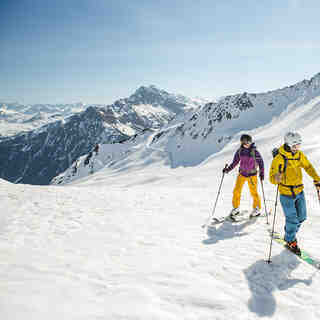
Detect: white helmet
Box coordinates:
(284, 131, 302, 147)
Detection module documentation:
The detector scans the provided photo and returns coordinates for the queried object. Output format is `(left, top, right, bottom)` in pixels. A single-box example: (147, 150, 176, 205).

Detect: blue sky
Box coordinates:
(1, 0, 320, 104)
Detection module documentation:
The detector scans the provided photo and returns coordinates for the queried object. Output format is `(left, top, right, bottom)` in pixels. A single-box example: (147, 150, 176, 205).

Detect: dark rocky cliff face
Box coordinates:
(0, 107, 128, 185)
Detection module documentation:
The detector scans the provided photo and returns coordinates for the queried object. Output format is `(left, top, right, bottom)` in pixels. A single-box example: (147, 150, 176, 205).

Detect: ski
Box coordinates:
(208, 210, 267, 226)
(269, 230, 320, 270)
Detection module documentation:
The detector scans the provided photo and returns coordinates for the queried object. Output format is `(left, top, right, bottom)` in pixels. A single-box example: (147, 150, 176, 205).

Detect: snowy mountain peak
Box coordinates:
(133, 85, 162, 95)
(128, 85, 173, 106)
(127, 85, 203, 110)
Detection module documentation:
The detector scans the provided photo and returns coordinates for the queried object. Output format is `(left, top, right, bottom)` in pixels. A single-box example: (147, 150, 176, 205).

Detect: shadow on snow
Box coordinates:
(202, 218, 257, 245)
(244, 250, 314, 317)
(202, 219, 315, 317)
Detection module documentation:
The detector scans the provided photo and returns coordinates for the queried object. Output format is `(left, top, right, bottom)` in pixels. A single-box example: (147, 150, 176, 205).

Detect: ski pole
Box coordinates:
(316, 186, 320, 206)
(202, 164, 228, 228)
(260, 178, 269, 224)
(266, 164, 282, 264)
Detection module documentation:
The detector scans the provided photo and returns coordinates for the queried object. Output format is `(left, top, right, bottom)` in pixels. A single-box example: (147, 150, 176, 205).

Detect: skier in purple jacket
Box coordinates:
(223, 134, 264, 217)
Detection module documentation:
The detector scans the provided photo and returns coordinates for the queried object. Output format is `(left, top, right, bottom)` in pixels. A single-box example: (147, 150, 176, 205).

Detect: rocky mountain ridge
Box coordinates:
(0, 86, 201, 185)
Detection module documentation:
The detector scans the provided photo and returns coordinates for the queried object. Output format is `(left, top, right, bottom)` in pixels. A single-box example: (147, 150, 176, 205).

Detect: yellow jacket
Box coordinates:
(269, 145, 320, 197)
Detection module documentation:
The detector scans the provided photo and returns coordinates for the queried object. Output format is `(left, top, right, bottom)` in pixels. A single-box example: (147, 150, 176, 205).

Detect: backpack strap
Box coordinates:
(250, 148, 258, 169)
(280, 153, 301, 173)
(280, 154, 288, 173)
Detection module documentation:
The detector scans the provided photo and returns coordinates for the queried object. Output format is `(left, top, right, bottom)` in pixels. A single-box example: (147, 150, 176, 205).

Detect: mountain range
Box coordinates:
(0, 102, 86, 137)
(53, 72, 320, 185)
(0, 86, 202, 185)
(2, 73, 320, 186)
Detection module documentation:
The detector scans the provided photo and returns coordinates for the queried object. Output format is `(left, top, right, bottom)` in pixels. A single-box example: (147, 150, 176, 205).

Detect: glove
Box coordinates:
(259, 173, 264, 181)
(222, 167, 229, 174)
(314, 181, 320, 190)
(274, 172, 283, 183)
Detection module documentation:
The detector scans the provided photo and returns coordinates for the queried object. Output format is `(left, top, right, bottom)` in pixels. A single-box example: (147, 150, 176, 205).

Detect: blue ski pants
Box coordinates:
(279, 191, 307, 243)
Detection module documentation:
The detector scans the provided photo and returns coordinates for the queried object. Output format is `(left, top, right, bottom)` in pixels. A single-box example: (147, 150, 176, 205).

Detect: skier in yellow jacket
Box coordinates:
(269, 132, 320, 255)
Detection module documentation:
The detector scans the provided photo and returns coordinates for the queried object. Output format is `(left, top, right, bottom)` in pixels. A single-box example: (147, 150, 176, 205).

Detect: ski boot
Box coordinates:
(285, 239, 301, 256)
(250, 207, 261, 218)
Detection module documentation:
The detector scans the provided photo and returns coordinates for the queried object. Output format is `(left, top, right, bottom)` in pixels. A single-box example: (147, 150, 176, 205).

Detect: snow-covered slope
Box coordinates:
(51, 129, 155, 185)
(2, 91, 320, 318)
(163, 72, 320, 168)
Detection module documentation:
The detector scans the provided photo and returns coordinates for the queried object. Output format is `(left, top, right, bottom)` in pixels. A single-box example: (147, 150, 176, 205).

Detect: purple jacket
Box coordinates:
(226, 143, 264, 178)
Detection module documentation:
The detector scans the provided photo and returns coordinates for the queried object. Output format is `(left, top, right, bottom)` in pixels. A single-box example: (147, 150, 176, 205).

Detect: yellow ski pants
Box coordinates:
(232, 174, 261, 209)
